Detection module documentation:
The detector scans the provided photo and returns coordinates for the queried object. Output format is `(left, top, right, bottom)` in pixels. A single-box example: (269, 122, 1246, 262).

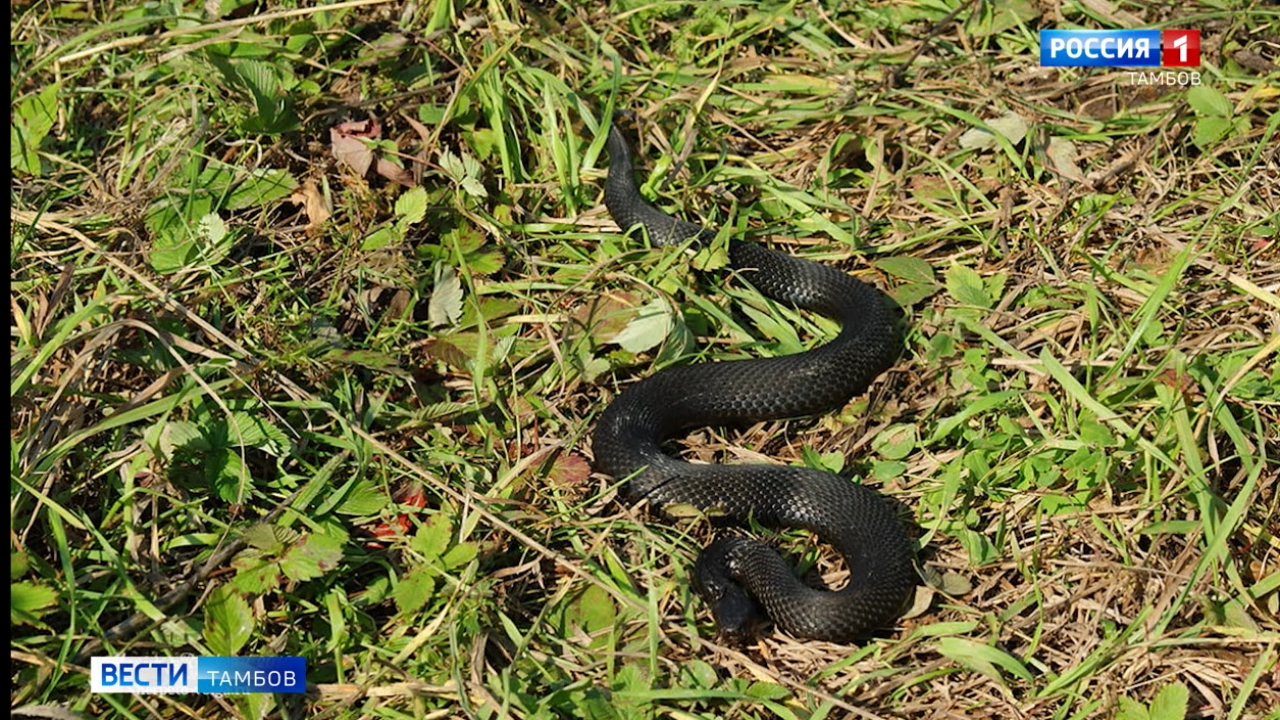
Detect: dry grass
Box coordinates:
(10, 1, 1278, 718)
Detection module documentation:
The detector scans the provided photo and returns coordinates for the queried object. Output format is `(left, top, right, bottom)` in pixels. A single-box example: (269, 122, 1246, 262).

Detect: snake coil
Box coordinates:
(591, 113, 916, 642)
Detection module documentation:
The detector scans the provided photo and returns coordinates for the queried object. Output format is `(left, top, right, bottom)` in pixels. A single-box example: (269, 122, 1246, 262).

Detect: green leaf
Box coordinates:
(945, 263, 993, 309)
(1149, 682, 1189, 720)
(361, 225, 400, 251)
(441, 542, 477, 569)
(11, 553, 30, 580)
(872, 423, 918, 460)
(936, 637, 1034, 687)
(428, 264, 464, 328)
(1116, 696, 1151, 720)
(744, 681, 790, 700)
(334, 479, 389, 516)
(1187, 85, 1231, 117)
(571, 584, 616, 635)
(227, 412, 289, 452)
(1192, 117, 1235, 148)
(203, 585, 253, 656)
(197, 447, 242, 502)
(395, 186, 429, 226)
(233, 60, 299, 134)
(392, 566, 436, 614)
(280, 531, 344, 582)
(243, 523, 296, 552)
(146, 195, 215, 274)
(11, 581, 58, 625)
(439, 149, 488, 198)
(411, 514, 453, 560)
(11, 83, 59, 176)
(873, 256, 936, 285)
(966, 0, 1038, 37)
(197, 213, 227, 244)
(225, 168, 298, 210)
(229, 554, 281, 595)
(612, 299, 673, 354)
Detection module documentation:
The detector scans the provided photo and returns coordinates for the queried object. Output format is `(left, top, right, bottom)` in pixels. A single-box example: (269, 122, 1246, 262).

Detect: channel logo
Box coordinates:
(1040, 29, 1200, 68)
(91, 656, 307, 695)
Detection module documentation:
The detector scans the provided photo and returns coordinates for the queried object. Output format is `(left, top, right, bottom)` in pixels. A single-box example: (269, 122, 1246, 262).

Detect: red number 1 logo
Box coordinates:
(1162, 30, 1201, 67)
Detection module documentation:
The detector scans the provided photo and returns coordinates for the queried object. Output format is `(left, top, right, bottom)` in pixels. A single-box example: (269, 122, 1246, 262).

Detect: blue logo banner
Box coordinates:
(1040, 30, 1161, 67)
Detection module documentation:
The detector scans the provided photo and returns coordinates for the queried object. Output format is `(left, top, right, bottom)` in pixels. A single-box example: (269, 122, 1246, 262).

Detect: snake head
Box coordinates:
(693, 536, 768, 641)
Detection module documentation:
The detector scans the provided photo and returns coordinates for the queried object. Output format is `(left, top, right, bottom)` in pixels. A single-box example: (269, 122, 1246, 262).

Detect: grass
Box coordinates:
(10, 0, 1279, 718)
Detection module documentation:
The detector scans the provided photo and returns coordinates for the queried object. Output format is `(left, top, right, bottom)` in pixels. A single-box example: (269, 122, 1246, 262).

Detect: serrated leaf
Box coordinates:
(428, 264, 464, 328)
(197, 213, 227, 244)
(242, 523, 296, 552)
(1187, 85, 1231, 117)
(441, 542, 477, 569)
(439, 149, 487, 198)
(234, 60, 298, 134)
(612, 299, 673, 353)
(959, 111, 1029, 150)
(411, 515, 452, 559)
(11, 581, 58, 625)
(464, 249, 505, 275)
(873, 256, 936, 285)
(334, 480, 389, 516)
(203, 585, 253, 656)
(1150, 683, 1189, 720)
(1116, 696, 1151, 720)
(392, 566, 436, 614)
(229, 555, 280, 595)
(160, 420, 207, 457)
(280, 532, 344, 582)
(395, 186, 429, 226)
(945, 263, 992, 308)
(211, 449, 248, 502)
(1192, 117, 1234, 148)
(11, 83, 59, 176)
(361, 225, 400, 251)
(227, 412, 289, 452)
(225, 168, 298, 210)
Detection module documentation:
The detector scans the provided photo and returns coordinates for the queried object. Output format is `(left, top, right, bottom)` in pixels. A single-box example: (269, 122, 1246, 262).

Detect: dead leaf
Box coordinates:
(331, 117, 382, 177)
(288, 180, 331, 228)
(547, 453, 592, 489)
(376, 157, 415, 188)
(1046, 137, 1085, 182)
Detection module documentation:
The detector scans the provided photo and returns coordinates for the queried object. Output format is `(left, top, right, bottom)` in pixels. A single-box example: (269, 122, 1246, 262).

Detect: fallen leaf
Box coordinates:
(376, 156, 415, 187)
(1045, 137, 1085, 182)
(959, 111, 1029, 150)
(288, 180, 331, 228)
(547, 453, 592, 489)
(331, 117, 382, 177)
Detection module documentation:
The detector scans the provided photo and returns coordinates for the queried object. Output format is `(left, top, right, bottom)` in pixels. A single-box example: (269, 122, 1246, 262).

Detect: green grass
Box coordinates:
(10, 1, 1279, 718)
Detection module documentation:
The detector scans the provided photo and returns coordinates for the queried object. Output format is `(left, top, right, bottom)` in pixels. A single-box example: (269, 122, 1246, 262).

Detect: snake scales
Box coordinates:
(591, 112, 915, 642)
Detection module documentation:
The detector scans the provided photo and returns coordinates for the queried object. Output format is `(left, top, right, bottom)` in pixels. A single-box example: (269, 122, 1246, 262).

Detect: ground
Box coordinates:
(10, 1, 1279, 719)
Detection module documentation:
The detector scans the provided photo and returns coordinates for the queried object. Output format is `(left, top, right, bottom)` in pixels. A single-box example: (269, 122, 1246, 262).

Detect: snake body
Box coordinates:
(592, 114, 915, 642)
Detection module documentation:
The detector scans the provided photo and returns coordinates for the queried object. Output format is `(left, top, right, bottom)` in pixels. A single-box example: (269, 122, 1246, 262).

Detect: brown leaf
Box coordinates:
(332, 133, 373, 177)
(288, 180, 331, 228)
(376, 157, 415, 188)
(331, 117, 382, 177)
(547, 453, 592, 489)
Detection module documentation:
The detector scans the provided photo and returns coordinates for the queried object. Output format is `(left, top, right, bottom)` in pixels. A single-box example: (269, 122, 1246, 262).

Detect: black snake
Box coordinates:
(591, 112, 916, 642)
